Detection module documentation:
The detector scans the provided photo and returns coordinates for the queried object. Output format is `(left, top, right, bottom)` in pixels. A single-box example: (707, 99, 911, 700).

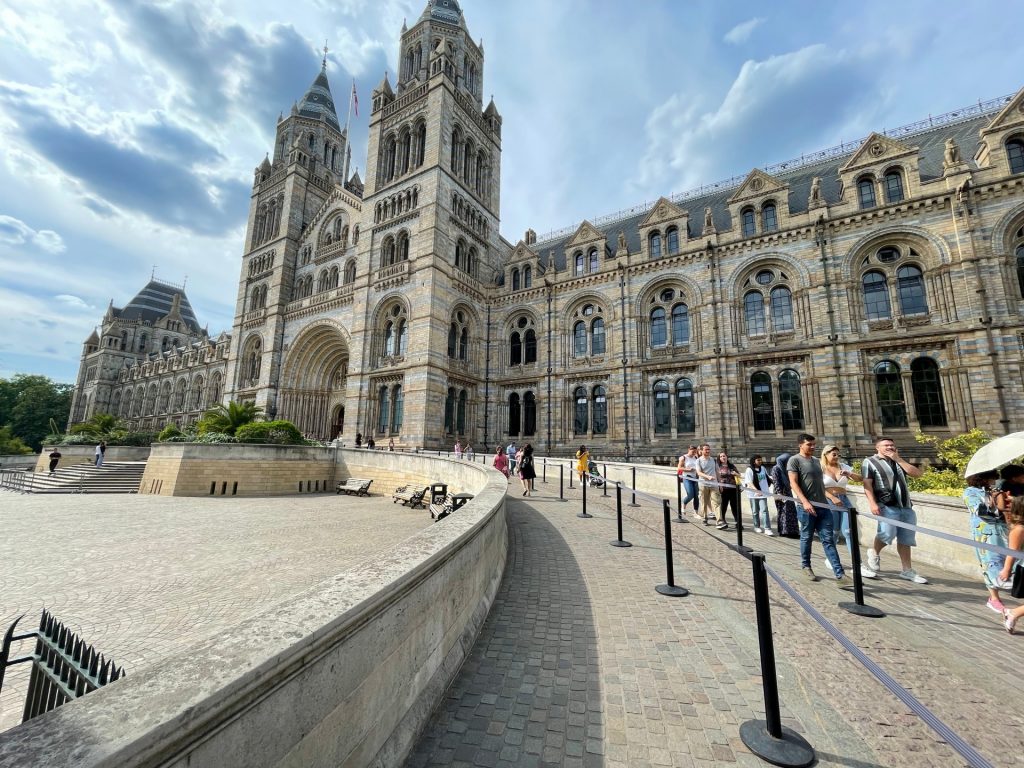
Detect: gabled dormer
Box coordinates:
(371, 72, 394, 113)
(728, 169, 790, 239)
(507, 241, 539, 292)
(838, 132, 921, 211)
(639, 197, 687, 259)
(976, 87, 1024, 177)
(563, 221, 609, 279)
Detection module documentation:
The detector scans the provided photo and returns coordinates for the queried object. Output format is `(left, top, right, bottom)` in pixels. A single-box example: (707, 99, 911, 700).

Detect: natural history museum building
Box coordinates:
(69, 1, 1024, 460)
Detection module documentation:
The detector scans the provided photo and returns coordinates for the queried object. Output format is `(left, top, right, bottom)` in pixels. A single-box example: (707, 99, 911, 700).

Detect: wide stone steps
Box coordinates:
(3, 462, 146, 494)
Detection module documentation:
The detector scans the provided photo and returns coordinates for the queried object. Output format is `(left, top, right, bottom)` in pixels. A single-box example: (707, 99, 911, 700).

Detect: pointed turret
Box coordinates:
(374, 72, 394, 99)
(296, 66, 340, 131)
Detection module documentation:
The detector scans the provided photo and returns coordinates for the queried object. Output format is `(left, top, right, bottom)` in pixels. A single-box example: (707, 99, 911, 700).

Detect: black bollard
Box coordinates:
(578, 472, 592, 518)
(655, 500, 688, 597)
(543, 458, 547, 483)
(603, 464, 608, 497)
(838, 505, 885, 618)
(569, 465, 574, 489)
(611, 482, 632, 547)
(558, 464, 566, 502)
(740, 554, 816, 767)
(628, 466, 640, 507)
(674, 475, 685, 524)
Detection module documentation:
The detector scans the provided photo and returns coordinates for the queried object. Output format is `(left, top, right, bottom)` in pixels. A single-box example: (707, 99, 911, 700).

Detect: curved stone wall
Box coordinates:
(0, 451, 508, 768)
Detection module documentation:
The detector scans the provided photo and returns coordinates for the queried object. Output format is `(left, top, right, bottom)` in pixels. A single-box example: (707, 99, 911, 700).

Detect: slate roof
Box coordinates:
(114, 280, 201, 332)
(529, 107, 1002, 272)
(298, 68, 341, 131)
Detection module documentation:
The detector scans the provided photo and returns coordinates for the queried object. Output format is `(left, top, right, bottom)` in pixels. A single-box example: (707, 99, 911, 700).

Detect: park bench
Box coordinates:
(429, 493, 455, 522)
(336, 478, 373, 496)
(392, 485, 429, 508)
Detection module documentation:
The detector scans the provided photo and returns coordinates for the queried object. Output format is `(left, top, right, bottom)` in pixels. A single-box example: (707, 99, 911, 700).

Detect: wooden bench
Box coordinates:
(392, 485, 429, 508)
(429, 493, 455, 522)
(336, 478, 373, 496)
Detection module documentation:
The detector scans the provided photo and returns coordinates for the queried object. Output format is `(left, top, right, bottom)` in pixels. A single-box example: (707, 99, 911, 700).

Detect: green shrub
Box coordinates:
(235, 420, 304, 445)
(193, 431, 237, 444)
(157, 424, 183, 442)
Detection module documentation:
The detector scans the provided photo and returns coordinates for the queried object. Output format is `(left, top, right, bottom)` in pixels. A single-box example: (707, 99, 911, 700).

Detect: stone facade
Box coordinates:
(70, 0, 1024, 460)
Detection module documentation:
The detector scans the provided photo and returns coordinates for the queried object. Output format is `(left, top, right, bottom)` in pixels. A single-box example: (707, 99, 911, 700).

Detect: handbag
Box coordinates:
(1012, 565, 1024, 599)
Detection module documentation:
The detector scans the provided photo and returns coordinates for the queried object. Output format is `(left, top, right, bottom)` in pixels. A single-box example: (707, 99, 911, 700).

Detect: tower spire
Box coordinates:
(322, 41, 329, 71)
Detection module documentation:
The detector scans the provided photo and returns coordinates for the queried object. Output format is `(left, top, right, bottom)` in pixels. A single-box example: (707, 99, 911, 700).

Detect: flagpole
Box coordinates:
(343, 79, 354, 185)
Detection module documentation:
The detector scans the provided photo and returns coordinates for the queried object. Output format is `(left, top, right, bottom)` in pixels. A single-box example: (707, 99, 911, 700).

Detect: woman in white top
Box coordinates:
(821, 443, 876, 579)
(743, 455, 773, 535)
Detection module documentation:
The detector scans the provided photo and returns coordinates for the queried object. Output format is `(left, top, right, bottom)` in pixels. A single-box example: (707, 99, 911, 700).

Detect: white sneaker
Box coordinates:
(763, 528, 775, 537)
(860, 565, 877, 579)
(823, 557, 833, 574)
(753, 526, 763, 534)
(899, 569, 927, 584)
(866, 550, 880, 573)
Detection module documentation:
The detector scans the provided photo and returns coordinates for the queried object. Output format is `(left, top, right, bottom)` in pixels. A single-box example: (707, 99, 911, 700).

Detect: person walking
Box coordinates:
(998, 495, 1024, 634)
(964, 470, 1010, 613)
(862, 436, 927, 584)
(743, 455, 773, 535)
(822, 444, 876, 579)
(355, 432, 362, 447)
(454, 439, 463, 460)
(715, 451, 742, 531)
(787, 434, 845, 583)
(48, 448, 62, 475)
(493, 446, 509, 480)
(95, 441, 106, 467)
(575, 445, 589, 485)
(677, 445, 700, 517)
(464, 442, 474, 461)
(506, 440, 518, 476)
(695, 444, 718, 526)
(770, 453, 799, 537)
(519, 444, 537, 496)
(388, 438, 395, 451)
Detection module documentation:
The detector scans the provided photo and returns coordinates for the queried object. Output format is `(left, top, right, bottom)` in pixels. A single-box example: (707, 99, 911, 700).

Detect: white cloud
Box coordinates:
(724, 17, 764, 45)
(55, 294, 93, 310)
(0, 213, 65, 253)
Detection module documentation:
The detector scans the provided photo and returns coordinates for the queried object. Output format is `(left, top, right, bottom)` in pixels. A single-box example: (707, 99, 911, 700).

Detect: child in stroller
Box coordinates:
(585, 459, 605, 487)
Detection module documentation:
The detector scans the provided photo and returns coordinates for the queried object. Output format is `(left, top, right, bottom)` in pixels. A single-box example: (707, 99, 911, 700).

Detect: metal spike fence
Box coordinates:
(0, 609, 125, 723)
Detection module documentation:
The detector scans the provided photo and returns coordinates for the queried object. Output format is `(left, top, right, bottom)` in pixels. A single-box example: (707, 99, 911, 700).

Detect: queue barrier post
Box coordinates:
(559, 464, 566, 502)
(628, 466, 640, 507)
(611, 482, 632, 548)
(655, 499, 688, 598)
(602, 464, 608, 497)
(674, 475, 685, 524)
(578, 472, 592, 518)
(838, 505, 885, 618)
(739, 553, 816, 767)
(543, 458, 547, 483)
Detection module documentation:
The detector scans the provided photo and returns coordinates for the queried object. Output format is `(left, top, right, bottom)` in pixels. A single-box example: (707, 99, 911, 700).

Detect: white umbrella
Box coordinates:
(964, 431, 1024, 477)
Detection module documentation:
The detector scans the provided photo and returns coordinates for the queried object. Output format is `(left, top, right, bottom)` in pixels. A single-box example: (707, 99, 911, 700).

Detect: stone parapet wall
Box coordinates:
(0, 454, 508, 768)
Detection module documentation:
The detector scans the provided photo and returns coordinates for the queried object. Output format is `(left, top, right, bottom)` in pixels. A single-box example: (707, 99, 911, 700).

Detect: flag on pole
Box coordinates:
(352, 80, 359, 118)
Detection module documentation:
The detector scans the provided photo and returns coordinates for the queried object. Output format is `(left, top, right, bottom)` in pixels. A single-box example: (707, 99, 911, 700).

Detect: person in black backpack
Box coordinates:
(519, 444, 536, 496)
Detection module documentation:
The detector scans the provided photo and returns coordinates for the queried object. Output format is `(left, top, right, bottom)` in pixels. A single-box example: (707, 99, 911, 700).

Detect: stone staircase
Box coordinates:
(1, 462, 146, 494)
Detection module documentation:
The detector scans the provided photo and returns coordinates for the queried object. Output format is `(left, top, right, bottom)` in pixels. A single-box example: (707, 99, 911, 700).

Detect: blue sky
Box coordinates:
(1, 0, 1023, 383)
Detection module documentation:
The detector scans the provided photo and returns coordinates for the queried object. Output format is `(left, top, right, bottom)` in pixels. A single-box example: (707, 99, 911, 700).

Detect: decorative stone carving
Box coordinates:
(808, 176, 823, 209)
(703, 207, 715, 234)
(617, 231, 627, 253)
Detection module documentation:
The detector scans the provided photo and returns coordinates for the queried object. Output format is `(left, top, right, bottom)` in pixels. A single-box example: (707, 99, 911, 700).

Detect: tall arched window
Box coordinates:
(507, 393, 520, 436)
(591, 317, 606, 355)
(573, 386, 588, 435)
(666, 226, 679, 255)
(510, 331, 522, 365)
(744, 291, 766, 336)
(761, 203, 778, 233)
(588, 247, 599, 273)
(511, 268, 520, 291)
(874, 361, 907, 428)
(751, 372, 775, 431)
(459, 327, 468, 361)
(779, 369, 803, 430)
(857, 177, 876, 209)
(397, 231, 410, 261)
(524, 329, 537, 364)
(593, 386, 608, 435)
(896, 265, 928, 315)
(448, 323, 458, 357)
(444, 387, 456, 434)
(650, 307, 667, 347)
(649, 231, 662, 259)
(653, 380, 671, 434)
(884, 170, 905, 203)
(741, 208, 756, 238)
(911, 358, 947, 427)
(391, 384, 404, 432)
(383, 322, 395, 356)
(523, 265, 532, 288)
(344, 260, 356, 284)
(1007, 139, 1024, 174)
(676, 379, 695, 433)
(523, 392, 537, 436)
(1016, 241, 1024, 298)
(574, 251, 585, 276)
(457, 390, 467, 434)
(450, 127, 463, 174)
(862, 271, 891, 320)
(769, 286, 793, 332)
(670, 304, 689, 346)
(573, 321, 587, 357)
(378, 386, 390, 433)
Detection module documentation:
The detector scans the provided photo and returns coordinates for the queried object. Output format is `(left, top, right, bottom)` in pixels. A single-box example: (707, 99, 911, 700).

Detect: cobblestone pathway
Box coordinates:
(408, 483, 1023, 768)
(0, 492, 430, 733)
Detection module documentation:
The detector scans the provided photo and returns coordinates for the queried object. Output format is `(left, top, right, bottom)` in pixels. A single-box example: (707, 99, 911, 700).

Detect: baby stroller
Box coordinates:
(585, 460, 605, 488)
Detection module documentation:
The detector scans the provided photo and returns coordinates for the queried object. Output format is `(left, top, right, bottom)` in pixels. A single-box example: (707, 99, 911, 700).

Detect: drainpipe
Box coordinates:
(817, 217, 852, 458)
(706, 241, 726, 450)
(618, 264, 631, 461)
(484, 303, 492, 450)
(546, 289, 553, 454)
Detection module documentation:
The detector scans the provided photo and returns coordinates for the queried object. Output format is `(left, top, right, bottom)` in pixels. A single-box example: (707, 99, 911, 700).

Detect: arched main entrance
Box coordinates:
(279, 323, 350, 440)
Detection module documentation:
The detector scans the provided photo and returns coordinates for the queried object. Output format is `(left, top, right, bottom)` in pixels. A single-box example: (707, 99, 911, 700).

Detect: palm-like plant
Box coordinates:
(69, 412, 122, 438)
(199, 401, 263, 436)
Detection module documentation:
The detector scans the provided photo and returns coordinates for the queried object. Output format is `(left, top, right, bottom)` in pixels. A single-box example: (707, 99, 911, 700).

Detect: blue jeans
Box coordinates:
(682, 478, 699, 511)
(798, 505, 844, 576)
(833, 495, 855, 558)
(750, 497, 769, 528)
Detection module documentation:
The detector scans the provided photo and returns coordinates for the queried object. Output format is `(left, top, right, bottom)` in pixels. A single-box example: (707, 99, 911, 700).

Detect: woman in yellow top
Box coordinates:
(575, 444, 590, 484)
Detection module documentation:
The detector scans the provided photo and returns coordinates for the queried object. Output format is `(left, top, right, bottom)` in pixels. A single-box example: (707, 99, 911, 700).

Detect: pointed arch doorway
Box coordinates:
(279, 322, 351, 440)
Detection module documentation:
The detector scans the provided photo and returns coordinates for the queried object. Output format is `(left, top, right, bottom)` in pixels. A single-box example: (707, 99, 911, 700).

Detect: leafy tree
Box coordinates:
(197, 401, 263, 436)
(1, 375, 74, 451)
(915, 428, 992, 474)
(0, 426, 32, 455)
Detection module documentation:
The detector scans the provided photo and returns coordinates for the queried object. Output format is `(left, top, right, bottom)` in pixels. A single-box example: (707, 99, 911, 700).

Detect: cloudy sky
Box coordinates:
(1, 0, 1023, 383)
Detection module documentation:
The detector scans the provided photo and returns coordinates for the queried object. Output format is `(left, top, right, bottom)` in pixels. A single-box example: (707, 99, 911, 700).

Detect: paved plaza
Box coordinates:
(0, 491, 431, 733)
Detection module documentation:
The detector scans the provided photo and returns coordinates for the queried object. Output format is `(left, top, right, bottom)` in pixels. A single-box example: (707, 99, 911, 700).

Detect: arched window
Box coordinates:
(391, 384, 404, 432)
(523, 392, 537, 436)
(383, 321, 395, 356)
(397, 231, 410, 261)
(574, 251, 585, 276)
(649, 231, 662, 259)
(884, 170, 905, 203)
(761, 203, 778, 233)
(671, 303, 689, 346)
(510, 331, 522, 365)
(448, 323, 458, 357)
(653, 380, 671, 434)
(650, 307, 667, 347)
(450, 127, 462, 173)
(511, 268, 520, 291)
(591, 318, 606, 355)
(344, 260, 356, 284)
(744, 291, 766, 336)
(593, 386, 608, 435)
(857, 176, 876, 209)
(896, 265, 927, 315)
(456, 390, 467, 434)
(138, 333, 147, 352)
(573, 386, 588, 435)
(415, 121, 427, 167)
(1007, 139, 1024, 174)
(666, 226, 679, 255)
(675, 379, 695, 433)
(459, 327, 468, 360)
(751, 372, 775, 431)
(573, 321, 587, 357)
(741, 208, 756, 238)
(588, 247, 599, 273)
(862, 271, 891, 320)
(524, 329, 537, 364)
(1016, 241, 1024, 298)
(444, 387, 456, 434)
(378, 386, 390, 434)
(779, 369, 803, 430)
(769, 286, 793, 332)
(523, 265, 532, 288)
(507, 393, 520, 436)
(874, 361, 907, 428)
(911, 358, 947, 428)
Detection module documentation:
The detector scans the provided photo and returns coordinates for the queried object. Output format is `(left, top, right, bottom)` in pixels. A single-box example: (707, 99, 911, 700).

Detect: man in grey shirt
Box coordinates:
(787, 433, 845, 582)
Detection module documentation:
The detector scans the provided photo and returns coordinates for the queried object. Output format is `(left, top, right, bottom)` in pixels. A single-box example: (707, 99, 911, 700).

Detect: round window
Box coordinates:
(583, 304, 594, 316)
(391, 306, 401, 317)
(517, 317, 528, 328)
(660, 289, 675, 302)
(755, 270, 774, 285)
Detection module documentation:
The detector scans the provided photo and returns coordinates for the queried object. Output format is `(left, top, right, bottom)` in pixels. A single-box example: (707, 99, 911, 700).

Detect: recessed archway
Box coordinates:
(279, 323, 350, 440)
